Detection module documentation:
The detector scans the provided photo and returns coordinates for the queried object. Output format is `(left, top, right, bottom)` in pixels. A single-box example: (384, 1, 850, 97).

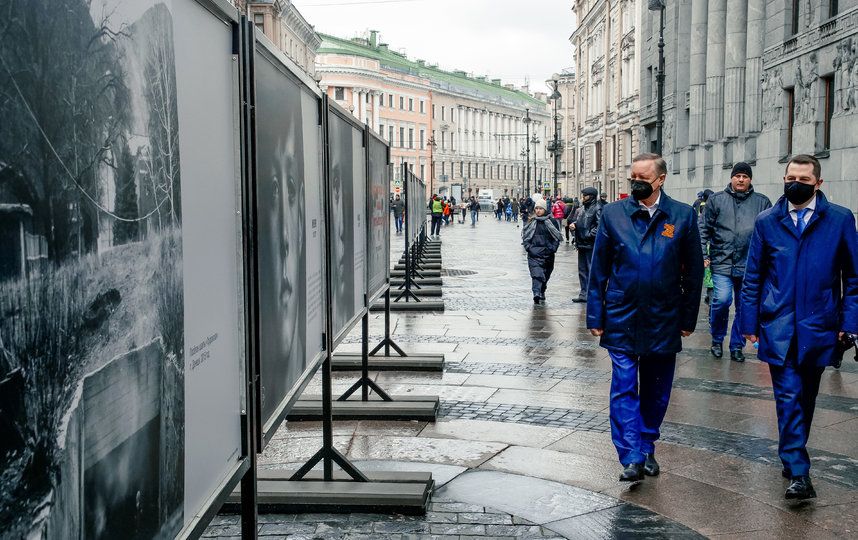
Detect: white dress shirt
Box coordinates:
(638, 192, 662, 218)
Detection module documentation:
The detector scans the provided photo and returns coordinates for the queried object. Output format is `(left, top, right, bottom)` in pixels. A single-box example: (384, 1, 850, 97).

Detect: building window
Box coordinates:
(432, 104, 436, 118)
(253, 13, 264, 30)
(482, 164, 486, 178)
(595, 141, 602, 171)
(409, 128, 414, 149)
(409, 98, 413, 112)
(442, 106, 446, 121)
(824, 76, 834, 150)
(791, 0, 800, 35)
(379, 123, 385, 137)
(441, 132, 446, 150)
(400, 96, 405, 109)
(420, 164, 425, 179)
(460, 162, 464, 177)
(366, 93, 370, 103)
(451, 109, 456, 123)
(451, 133, 455, 151)
(787, 88, 795, 155)
(420, 101, 425, 114)
(400, 126, 406, 148)
(388, 94, 393, 107)
(334, 87, 345, 100)
(389, 126, 395, 144)
(420, 129, 425, 150)
(830, 0, 839, 17)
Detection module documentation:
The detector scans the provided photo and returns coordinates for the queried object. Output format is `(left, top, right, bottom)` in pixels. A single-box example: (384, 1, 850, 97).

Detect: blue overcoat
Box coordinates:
(739, 192, 858, 367)
(586, 193, 704, 355)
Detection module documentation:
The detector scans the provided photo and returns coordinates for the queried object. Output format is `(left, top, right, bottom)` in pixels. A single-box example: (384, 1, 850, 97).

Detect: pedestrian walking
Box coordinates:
(496, 198, 504, 220)
(740, 154, 858, 500)
(460, 200, 467, 224)
(587, 153, 704, 482)
(392, 194, 405, 233)
(510, 198, 520, 223)
(521, 196, 533, 223)
(700, 162, 772, 362)
(522, 199, 562, 304)
(600, 192, 608, 206)
(570, 187, 602, 302)
(429, 195, 444, 237)
(551, 196, 566, 228)
(468, 196, 479, 225)
(562, 198, 574, 244)
(443, 198, 451, 226)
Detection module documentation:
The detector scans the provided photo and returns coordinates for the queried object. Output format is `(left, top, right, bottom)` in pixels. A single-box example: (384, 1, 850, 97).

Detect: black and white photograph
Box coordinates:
(0, 0, 184, 537)
(366, 134, 389, 300)
(327, 111, 357, 340)
(254, 50, 308, 426)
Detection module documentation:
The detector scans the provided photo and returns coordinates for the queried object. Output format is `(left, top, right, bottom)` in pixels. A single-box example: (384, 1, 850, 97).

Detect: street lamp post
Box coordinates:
(523, 105, 532, 195)
(649, 0, 666, 156)
(550, 73, 562, 198)
(427, 135, 436, 195)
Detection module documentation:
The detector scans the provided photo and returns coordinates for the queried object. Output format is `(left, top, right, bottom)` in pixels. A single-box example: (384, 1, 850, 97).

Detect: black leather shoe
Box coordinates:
(711, 342, 723, 358)
(730, 349, 745, 363)
(619, 463, 644, 482)
(785, 476, 817, 500)
(571, 297, 587, 303)
(644, 453, 660, 476)
(533, 296, 540, 305)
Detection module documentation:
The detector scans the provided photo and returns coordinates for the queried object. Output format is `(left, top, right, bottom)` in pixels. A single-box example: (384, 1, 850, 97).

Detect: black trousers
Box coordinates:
(528, 253, 555, 298)
(431, 214, 442, 235)
(577, 247, 593, 300)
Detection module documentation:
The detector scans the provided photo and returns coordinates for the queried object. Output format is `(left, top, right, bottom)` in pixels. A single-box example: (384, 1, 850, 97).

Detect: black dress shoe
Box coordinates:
(644, 453, 660, 476)
(571, 297, 587, 303)
(730, 349, 745, 362)
(619, 462, 644, 482)
(533, 296, 540, 305)
(710, 341, 723, 358)
(785, 476, 817, 500)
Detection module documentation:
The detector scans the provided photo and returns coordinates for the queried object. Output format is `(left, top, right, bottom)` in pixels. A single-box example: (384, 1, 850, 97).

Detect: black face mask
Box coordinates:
(631, 180, 654, 201)
(784, 181, 816, 206)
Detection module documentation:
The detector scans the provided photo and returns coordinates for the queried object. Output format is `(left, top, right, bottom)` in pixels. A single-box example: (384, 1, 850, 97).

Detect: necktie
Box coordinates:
(796, 208, 808, 235)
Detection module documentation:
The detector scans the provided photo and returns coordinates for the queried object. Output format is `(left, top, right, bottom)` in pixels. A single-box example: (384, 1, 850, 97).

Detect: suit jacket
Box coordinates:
(739, 192, 858, 367)
(587, 193, 704, 355)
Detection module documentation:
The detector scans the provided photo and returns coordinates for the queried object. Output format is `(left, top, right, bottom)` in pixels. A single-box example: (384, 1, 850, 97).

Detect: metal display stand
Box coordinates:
(246, 99, 432, 514)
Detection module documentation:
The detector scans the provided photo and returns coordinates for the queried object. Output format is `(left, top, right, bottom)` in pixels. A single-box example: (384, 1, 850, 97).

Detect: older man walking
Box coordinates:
(700, 162, 772, 362)
(587, 153, 704, 482)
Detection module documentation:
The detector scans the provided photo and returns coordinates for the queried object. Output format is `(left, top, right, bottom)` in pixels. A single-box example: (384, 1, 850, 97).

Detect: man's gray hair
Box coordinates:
(632, 153, 667, 177)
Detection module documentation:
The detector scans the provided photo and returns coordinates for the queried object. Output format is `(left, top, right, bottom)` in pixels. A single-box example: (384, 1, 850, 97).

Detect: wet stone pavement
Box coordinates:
(206, 214, 858, 539)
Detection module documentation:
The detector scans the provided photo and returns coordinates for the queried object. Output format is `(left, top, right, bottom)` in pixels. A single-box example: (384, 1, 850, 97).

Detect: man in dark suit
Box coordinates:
(740, 154, 858, 500)
(587, 153, 704, 482)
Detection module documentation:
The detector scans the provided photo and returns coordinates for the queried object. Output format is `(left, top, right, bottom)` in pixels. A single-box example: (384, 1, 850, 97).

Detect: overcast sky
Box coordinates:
(293, 0, 576, 93)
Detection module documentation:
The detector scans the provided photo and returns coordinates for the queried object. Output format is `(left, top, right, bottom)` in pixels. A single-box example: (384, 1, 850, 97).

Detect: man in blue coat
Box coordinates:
(740, 154, 858, 500)
(587, 153, 704, 482)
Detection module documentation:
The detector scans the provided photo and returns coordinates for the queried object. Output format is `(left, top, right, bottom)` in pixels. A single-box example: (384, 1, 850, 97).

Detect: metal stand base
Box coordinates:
(331, 353, 444, 372)
(287, 394, 439, 421)
(223, 469, 433, 515)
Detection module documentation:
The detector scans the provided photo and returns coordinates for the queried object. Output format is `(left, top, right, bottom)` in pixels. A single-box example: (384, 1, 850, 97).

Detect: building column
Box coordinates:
(705, 0, 726, 141)
(351, 88, 360, 119)
(689, 0, 708, 145)
(372, 91, 380, 131)
(723, 0, 747, 137)
(744, 0, 766, 133)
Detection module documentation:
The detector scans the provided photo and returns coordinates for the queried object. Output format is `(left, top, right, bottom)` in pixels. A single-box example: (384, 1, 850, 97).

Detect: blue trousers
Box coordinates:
(470, 210, 477, 225)
(769, 363, 825, 477)
(394, 215, 403, 232)
(710, 273, 745, 350)
(609, 351, 676, 465)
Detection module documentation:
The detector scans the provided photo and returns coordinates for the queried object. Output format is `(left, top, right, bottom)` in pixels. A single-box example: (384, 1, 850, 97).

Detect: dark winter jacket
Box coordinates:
(700, 184, 772, 277)
(574, 193, 602, 249)
(522, 216, 561, 258)
(392, 198, 405, 217)
(740, 192, 858, 367)
(587, 193, 704, 355)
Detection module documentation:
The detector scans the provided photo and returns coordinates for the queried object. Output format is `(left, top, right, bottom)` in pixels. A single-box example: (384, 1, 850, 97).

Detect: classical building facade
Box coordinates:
(315, 32, 551, 199)
(232, 0, 321, 77)
(570, 0, 642, 201)
(639, 0, 858, 214)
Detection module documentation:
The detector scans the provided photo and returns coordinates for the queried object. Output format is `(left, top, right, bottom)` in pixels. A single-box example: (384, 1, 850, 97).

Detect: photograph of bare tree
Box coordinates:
(0, 1, 184, 537)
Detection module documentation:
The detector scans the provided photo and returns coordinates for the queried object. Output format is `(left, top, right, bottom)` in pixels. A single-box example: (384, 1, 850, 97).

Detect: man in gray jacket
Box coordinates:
(701, 162, 772, 361)
(570, 187, 602, 302)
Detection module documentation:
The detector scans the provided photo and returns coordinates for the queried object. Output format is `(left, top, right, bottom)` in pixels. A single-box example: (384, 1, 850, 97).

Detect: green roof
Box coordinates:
(317, 33, 545, 108)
